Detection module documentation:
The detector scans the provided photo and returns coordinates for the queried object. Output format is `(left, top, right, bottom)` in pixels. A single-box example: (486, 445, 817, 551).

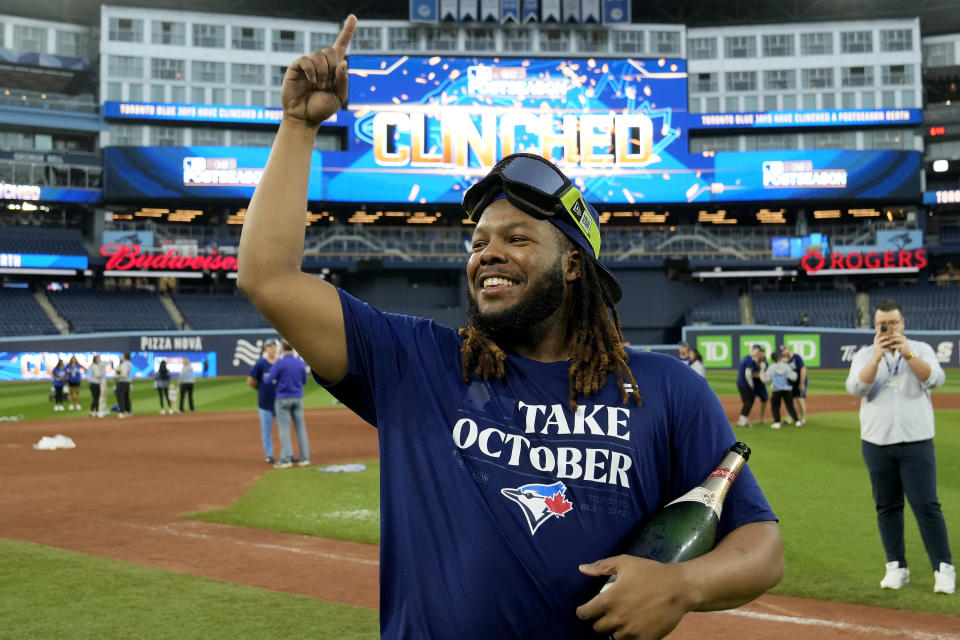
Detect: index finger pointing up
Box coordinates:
(334, 14, 358, 56)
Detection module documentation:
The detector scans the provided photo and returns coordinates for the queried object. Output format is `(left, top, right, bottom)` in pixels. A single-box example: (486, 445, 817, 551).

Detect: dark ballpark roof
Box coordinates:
(6, 0, 960, 36)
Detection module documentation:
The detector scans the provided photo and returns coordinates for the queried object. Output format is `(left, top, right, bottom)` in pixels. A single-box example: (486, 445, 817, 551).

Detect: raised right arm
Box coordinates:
(237, 15, 357, 383)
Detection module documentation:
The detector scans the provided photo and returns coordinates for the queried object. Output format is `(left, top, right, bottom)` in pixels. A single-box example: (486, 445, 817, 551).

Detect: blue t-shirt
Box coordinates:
(270, 354, 307, 399)
(52, 366, 67, 387)
(65, 363, 83, 384)
(249, 358, 277, 411)
(736, 355, 759, 389)
(787, 354, 807, 389)
(322, 289, 776, 640)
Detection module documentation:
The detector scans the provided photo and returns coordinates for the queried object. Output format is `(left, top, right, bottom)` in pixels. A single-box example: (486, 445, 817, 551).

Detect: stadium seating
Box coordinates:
(172, 293, 273, 329)
(868, 286, 960, 330)
(687, 298, 741, 325)
(0, 226, 86, 256)
(0, 288, 59, 336)
(938, 226, 960, 246)
(47, 289, 177, 333)
(752, 290, 857, 328)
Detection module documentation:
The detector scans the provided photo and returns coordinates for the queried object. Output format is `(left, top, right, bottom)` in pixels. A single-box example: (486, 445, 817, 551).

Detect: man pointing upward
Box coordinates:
(238, 14, 783, 639)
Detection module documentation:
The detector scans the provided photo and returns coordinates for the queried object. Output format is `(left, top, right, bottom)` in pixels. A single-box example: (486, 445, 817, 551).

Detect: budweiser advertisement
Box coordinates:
(100, 243, 237, 275)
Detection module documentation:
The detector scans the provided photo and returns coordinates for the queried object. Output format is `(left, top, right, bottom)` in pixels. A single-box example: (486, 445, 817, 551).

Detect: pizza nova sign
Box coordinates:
(801, 248, 927, 274)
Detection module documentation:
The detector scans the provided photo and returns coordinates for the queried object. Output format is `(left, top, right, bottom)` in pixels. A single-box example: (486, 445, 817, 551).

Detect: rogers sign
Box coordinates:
(100, 244, 237, 272)
(801, 248, 927, 273)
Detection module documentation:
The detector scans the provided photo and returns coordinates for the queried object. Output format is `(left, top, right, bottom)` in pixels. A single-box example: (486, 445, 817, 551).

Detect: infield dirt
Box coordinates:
(1, 396, 958, 639)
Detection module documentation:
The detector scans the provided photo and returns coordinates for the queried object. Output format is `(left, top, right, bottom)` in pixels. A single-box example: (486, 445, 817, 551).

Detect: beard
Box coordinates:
(466, 257, 567, 349)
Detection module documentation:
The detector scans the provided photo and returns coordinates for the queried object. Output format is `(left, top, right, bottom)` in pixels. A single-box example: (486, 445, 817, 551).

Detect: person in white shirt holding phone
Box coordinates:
(845, 300, 954, 595)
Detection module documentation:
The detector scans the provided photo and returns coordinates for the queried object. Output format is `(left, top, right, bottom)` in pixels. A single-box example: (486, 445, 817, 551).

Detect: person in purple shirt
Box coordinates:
(268, 341, 310, 469)
(247, 338, 280, 464)
(735, 345, 764, 427)
(238, 15, 783, 640)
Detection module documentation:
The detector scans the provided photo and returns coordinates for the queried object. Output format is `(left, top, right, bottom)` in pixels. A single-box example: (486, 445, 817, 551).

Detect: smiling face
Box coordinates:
(466, 199, 580, 349)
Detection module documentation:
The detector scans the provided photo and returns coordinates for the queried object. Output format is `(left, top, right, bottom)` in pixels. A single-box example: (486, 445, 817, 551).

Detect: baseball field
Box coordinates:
(1, 370, 958, 638)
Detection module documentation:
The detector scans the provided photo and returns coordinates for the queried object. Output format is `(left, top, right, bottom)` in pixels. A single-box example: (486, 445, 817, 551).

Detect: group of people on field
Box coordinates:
(735, 343, 808, 429)
(48, 354, 196, 418)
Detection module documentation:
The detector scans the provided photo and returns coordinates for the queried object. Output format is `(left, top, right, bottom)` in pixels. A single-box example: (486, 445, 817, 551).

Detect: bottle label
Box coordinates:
(665, 486, 723, 519)
(708, 467, 739, 482)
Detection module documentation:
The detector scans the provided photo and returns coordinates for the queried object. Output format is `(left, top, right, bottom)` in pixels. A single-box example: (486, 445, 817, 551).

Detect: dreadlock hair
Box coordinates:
(459, 236, 641, 410)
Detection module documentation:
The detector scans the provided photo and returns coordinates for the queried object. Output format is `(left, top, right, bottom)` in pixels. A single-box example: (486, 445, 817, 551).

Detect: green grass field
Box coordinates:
(0, 376, 340, 422)
(2, 371, 958, 632)
(187, 461, 381, 544)
(0, 538, 379, 640)
(704, 367, 960, 397)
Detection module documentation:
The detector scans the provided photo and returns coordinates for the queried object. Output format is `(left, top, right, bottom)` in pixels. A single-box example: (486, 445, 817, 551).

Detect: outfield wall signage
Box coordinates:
(0, 350, 217, 382)
(102, 55, 922, 205)
(684, 326, 958, 369)
(0, 331, 282, 380)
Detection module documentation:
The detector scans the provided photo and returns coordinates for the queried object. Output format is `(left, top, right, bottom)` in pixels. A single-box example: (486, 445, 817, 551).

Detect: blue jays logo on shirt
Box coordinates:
(501, 481, 574, 535)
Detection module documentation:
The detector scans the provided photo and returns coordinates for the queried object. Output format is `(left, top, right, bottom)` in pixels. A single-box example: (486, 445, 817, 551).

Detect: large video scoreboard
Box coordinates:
(103, 54, 922, 205)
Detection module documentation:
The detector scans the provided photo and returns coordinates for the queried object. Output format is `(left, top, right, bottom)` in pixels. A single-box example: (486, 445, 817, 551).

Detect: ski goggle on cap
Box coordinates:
(462, 153, 622, 303)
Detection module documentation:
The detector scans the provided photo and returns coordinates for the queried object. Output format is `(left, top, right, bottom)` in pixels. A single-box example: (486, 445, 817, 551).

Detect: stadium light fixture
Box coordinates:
(933, 159, 950, 172)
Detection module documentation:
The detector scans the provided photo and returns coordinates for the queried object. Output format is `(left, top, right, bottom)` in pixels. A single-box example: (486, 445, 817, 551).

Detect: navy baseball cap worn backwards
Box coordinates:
(462, 153, 622, 303)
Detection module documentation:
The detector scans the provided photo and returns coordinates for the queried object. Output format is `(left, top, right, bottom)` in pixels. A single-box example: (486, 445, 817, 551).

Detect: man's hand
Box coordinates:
(885, 331, 910, 358)
(281, 14, 356, 128)
(576, 556, 692, 640)
(871, 328, 893, 363)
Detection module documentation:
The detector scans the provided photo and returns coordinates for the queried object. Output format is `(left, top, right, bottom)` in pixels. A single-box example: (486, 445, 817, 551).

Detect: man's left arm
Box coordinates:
(890, 336, 943, 388)
(907, 342, 944, 388)
(577, 521, 782, 639)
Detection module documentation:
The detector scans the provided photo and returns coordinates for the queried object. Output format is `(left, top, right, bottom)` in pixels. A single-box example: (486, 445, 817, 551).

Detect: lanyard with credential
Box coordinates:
(883, 352, 903, 387)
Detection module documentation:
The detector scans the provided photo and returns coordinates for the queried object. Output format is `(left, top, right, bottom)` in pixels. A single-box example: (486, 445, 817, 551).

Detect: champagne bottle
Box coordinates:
(600, 442, 751, 592)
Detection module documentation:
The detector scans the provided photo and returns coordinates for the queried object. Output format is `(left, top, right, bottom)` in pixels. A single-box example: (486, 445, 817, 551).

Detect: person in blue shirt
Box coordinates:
(268, 341, 309, 469)
(65, 355, 85, 410)
(735, 345, 764, 427)
(50, 359, 67, 412)
(752, 347, 769, 424)
(238, 15, 783, 640)
(247, 338, 280, 463)
(780, 344, 808, 423)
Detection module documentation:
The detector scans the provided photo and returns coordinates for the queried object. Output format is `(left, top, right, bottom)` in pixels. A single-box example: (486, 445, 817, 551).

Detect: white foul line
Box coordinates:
(720, 608, 960, 640)
(114, 521, 379, 567)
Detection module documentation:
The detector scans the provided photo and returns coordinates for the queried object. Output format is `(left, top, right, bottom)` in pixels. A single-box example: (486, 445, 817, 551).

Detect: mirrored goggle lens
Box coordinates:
(499, 157, 568, 195)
